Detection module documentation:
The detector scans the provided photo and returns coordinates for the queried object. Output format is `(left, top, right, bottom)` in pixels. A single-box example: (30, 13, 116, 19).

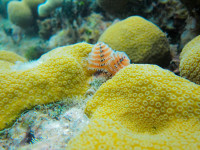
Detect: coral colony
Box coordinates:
(0, 0, 200, 149)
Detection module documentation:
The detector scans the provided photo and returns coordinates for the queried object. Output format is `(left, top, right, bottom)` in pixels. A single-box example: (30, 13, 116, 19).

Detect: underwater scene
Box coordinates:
(0, 0, 200, 149)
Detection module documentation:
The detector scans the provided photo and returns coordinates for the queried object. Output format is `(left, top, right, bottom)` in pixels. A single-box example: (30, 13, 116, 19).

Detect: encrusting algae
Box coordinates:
(0, 42, 94, 130)
(67, 64, 200, 149)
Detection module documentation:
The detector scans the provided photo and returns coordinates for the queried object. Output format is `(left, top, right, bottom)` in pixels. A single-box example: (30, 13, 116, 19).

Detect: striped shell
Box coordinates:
(88, 42, 130, 76)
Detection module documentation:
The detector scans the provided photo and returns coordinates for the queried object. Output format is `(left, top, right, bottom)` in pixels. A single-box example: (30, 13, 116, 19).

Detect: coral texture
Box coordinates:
(0, 50, 27, 63)
(98, 16, 171, 66)
(67, 64, 200, 149)
(0, 42, 93, 130)
(180, 0, 200, 28)
(179, 35, 200, 84)
(67, 118, 200, 149)
(0, 50, 27, 73)
(0, 60, 13, 73)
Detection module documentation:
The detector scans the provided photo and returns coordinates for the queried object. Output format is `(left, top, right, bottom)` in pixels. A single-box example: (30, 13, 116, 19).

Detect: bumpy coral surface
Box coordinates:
(0, 60, 13, 73)
(67, 118, 200, 149)
(179, 35, 200, 84)
(85, 64, 200, 133)
(98, 16, 171, 66)
(0, 43, 93, 130)
(0, 50, 27, 63)
(0, 50, 27, 73)
(67, 64, 200, 149)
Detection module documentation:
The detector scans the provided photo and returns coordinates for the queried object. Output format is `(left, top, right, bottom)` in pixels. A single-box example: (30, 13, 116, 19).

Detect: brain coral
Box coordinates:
(179, 35, 200, 84)
(98, 16, 171, 66)
(67, 64, 200, 149)
(0, 43, 93, 130)
(0, 60, 14, 73)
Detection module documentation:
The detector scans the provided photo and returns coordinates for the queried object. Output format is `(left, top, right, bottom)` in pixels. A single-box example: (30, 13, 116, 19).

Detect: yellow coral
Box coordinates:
(98, 16, 170, 66)
(0, 50, 27, 73)
(0, 50, 27, 64)
(180, 35, 200, 84)
(0, 43, 93, 130)
(67, 118, 200, 149)
(0, 60, 14, 73)
(67, 64, 200, 149)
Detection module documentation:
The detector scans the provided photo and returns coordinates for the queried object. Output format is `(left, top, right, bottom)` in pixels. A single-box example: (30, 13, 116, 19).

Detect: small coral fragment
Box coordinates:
(67, 64, 200, 149)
